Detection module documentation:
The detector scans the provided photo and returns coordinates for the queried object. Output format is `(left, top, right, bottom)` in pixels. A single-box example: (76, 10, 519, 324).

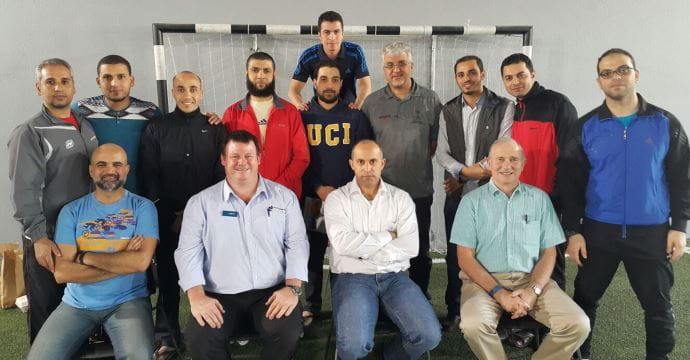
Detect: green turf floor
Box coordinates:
(1, 258, 688, 359)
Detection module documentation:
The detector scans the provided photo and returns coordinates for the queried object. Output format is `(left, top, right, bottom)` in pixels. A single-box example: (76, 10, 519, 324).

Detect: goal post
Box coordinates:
(151, 23, 533, 254)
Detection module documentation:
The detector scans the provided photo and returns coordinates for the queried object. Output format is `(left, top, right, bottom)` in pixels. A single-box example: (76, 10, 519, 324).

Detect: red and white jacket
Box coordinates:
(222, 95, 310, 197)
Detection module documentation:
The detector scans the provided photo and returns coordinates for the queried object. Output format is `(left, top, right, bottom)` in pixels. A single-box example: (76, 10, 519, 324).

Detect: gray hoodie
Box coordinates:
(8, 107, 98, 245)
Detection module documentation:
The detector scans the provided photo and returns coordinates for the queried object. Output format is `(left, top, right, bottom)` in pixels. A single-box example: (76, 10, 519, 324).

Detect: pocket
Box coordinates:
(517, 220, 541, 254)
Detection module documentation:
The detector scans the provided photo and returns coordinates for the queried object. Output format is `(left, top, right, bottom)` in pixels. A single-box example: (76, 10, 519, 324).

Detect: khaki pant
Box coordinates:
(459, 272, 589, 360)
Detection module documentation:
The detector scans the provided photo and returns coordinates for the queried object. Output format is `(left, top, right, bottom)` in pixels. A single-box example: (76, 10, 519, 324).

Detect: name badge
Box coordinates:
(222, 210, 239, 217)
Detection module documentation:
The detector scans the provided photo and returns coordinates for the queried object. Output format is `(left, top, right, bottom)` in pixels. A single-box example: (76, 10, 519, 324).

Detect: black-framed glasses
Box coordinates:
(598, 65, 635, 79)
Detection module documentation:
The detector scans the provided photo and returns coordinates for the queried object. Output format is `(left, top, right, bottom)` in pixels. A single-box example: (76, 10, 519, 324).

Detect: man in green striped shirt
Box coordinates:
(451, 138, 589, 360)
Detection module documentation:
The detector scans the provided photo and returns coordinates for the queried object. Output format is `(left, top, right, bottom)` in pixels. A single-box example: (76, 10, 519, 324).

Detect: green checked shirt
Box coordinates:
(450, 180, 565, 273)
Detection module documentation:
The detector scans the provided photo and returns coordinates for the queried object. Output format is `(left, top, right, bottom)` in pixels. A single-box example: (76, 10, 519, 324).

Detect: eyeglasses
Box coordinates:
(383, 61, 411, 70)
(598, 65, 635, 79)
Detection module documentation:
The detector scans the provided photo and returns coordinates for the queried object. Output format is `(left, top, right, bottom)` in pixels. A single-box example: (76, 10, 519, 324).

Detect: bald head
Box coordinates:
(172, 71, 204, 113)
(90, 144, 129, 192)
(488, 138, 525, 189)
(351, 139, 383, 160)
(488, 138, 525, 160)
(350, 140, 386, 190)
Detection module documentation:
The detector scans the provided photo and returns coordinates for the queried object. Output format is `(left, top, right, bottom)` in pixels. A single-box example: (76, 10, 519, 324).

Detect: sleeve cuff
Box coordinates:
(670, 218, 688, 233)
(27, 225, 48, 244)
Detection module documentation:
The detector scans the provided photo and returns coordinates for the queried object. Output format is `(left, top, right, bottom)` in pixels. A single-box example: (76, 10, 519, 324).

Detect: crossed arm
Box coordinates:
(53, 235, 157, 284)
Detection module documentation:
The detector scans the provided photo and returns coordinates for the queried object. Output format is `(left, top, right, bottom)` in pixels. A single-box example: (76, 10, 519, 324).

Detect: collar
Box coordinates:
(488, 178, 524, 197)
(461, 91, 486, 109)
(383, 78, 420, 100)
(41, 106, 75, 125)
(595, 93, 650, 122)
(222, 176, 268, 202)
(238, 94, 284, 111)
(308, 96, 346, 112)
(172, 106, 202, 119)
(318, 43, 345, 60)
(345, 177, 390, 198)
(517, 81, 544, 103)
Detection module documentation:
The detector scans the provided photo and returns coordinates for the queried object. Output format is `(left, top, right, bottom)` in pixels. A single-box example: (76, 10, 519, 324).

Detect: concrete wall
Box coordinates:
(2, 0, 689, 242)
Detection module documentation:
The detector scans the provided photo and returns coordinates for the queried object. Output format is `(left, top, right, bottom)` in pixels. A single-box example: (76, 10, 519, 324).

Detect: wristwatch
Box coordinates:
(287, 285, 302, 297)
(531, 284, 542, 296)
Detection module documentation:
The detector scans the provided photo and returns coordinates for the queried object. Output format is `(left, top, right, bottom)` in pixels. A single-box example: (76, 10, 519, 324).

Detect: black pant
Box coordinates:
(305, 230, 328, 314)
(443, 194, 462, 317)
(22, 239, 65, 344)
(573, 219, 674, 360)
(185, 285, 303, 360)
(153, 208, 182, 348)
(409, 196, 433, 295)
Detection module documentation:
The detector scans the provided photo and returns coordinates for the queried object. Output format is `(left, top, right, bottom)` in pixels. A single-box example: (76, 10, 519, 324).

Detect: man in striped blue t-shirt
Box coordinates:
(451, 138, 589, 360)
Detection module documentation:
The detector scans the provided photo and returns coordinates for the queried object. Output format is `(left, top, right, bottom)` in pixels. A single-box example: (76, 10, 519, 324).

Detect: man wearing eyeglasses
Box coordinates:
(500, 53, 578, 291)
(361, 41, 442, 297)
(559, 48, 689, 360)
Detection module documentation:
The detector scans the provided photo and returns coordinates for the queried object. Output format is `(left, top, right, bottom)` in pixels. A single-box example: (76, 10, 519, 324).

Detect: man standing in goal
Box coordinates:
(289, 11, 371, 110)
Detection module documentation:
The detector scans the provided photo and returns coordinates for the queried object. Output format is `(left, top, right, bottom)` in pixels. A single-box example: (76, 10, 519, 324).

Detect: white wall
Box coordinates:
(2, 0, 689, 242)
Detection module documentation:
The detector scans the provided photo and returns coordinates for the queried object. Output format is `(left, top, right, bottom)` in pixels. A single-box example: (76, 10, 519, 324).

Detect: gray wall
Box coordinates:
(2, 0, 689, 243)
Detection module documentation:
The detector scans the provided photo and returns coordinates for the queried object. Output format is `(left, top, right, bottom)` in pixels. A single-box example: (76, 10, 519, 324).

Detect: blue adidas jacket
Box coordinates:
(559, 94, 690, 234)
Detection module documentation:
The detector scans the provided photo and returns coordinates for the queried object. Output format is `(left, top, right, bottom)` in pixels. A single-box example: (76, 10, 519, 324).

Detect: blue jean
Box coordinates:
(331, 272, 441, 360)
(28, 297, 154, 360)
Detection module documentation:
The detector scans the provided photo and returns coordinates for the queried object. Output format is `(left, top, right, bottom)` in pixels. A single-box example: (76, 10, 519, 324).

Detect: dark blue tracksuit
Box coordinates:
(559, 94, 690, 359)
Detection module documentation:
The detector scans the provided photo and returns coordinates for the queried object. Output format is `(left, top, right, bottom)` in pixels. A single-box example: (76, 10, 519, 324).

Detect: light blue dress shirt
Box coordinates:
(450, 180, 565, 273)
(175, 177, 309, 294)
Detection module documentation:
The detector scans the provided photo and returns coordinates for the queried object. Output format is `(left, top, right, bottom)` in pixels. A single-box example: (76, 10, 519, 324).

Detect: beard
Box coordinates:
(317, 90, 339, 104)
(246, 77, 275, 97)
(96, 174, 124, 192)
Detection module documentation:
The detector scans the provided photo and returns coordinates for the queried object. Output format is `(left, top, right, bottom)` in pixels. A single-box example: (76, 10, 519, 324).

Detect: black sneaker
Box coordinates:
(441, 314, 461, 332)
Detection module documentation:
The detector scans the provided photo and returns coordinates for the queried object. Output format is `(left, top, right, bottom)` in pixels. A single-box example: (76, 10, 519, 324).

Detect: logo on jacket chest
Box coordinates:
(307, 123, 352, 146)
(65, 139, 74, 149)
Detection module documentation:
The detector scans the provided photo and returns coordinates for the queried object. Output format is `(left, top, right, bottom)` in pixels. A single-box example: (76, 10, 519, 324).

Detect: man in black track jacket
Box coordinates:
(140, 71, 226, 357)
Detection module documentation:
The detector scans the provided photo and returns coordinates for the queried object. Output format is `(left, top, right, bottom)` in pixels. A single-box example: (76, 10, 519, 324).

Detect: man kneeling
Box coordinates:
(452, 138, 589, 360)
(175, 131, 308, 360)
(28, 144, 159, 360)
(324, 140, 441, 359)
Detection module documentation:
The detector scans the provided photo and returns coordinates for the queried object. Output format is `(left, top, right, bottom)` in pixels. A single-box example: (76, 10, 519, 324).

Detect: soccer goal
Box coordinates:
(151, 23, 532, 254)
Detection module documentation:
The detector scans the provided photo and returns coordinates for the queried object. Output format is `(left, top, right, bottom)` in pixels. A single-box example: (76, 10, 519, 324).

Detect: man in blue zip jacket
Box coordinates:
(559, 48, 689, 360)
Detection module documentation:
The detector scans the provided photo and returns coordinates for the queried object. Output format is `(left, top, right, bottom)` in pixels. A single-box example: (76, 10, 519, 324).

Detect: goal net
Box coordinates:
(154, 24, 530, 254)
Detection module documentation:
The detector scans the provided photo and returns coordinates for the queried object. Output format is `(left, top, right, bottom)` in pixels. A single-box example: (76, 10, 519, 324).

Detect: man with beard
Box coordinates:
(435, 55, 513, 331)
(361, 42, 442, 296)
(140, 71, 226, 358)
(175, 131, 308, 360)
(222, 52, 310, 197)
(560, 48, 689, 360)
(73, 55, 161, 194)
(500, 53, 578, 290)
(28, 144, 159, 360)
(299, 60, 372, 326)
(9, 58, 98, 343)
(289, 10, 371, 110)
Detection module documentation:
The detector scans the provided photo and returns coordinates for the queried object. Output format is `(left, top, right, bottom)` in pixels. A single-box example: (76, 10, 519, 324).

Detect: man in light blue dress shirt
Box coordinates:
(451, 138, 588, 360)
(174, 130, 309, 360)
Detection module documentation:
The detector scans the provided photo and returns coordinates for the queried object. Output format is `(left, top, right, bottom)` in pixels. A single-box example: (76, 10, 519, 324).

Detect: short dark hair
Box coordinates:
(597, 48, 636, 72)
(313, 60, 342, 79)
(455, 55, 484, 73)
(245, 51, 275, 70)
(97, 55, 131, 75)
(500, 53, 534, 76)
(318, 11, 343, 31)
(223, 130, 260, 155)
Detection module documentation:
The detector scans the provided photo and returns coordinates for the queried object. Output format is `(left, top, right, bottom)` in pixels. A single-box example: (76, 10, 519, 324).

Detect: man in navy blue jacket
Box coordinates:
(559, 48, 689, 360)
(300, 60, 372, 325)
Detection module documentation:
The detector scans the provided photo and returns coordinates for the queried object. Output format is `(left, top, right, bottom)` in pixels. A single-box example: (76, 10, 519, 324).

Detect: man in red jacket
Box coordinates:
(222, 52, 310, 197)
